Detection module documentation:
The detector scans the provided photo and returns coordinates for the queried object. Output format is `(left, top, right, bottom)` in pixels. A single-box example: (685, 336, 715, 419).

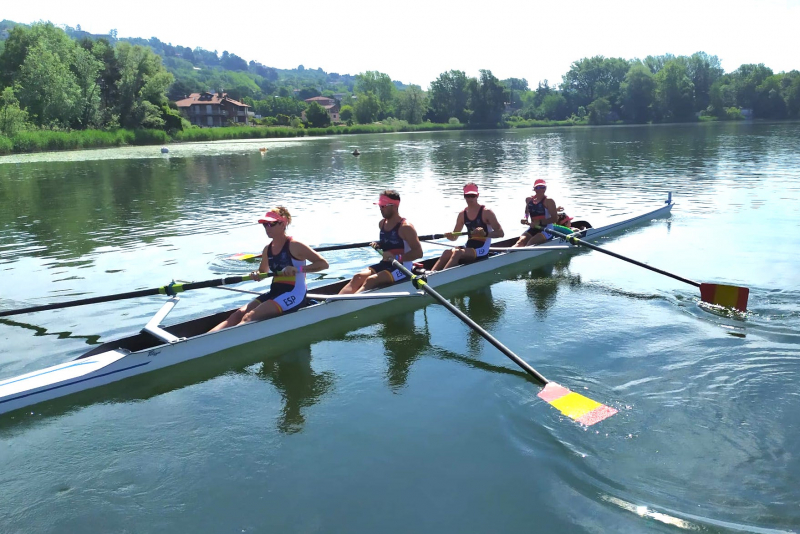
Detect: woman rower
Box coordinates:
(210, 207, 328, 332)
(514, 178, 559, 247)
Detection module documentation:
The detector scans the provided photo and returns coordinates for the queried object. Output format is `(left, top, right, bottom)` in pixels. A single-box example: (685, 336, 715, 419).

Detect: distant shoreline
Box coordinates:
(0, 117, 765, 157)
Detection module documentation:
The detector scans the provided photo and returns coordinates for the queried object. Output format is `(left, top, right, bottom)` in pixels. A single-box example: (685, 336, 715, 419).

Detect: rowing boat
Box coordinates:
(0, 197, 674, 415)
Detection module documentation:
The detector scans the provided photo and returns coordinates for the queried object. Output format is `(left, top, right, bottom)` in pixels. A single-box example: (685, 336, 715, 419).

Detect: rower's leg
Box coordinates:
(357, 270, 394, 293)
(240, 300, 282, 324)
(339, 269, 372, 294)
(443, 248, 469, 269)
(513, 234, 532, 247)
(209, 300, 260, 332)
(527, 233, 547, 246)
(431, 249, 454, 271)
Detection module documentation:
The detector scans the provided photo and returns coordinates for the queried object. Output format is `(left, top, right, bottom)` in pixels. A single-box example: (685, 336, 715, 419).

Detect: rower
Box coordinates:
(338, 190, 423, 294)
(431, 183, 504, 271)
(514, 178, 559, 247)
(210, 207, 328, 331)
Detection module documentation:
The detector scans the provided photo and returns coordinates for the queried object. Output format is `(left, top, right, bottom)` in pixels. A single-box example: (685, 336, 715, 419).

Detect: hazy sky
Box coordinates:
(5, 0, 799, 87)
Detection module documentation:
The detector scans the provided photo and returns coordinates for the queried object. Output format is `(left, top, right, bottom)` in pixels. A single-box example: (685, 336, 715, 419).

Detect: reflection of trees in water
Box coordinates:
(255, 346, 334, 434)
(377, 311, 431, 392)
(451, 286, 506, 356)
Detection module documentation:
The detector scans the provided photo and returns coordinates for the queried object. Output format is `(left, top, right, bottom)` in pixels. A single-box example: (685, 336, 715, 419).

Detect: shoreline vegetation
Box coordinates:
(1, 20, 798, 156)
(0, 119, 589, 155)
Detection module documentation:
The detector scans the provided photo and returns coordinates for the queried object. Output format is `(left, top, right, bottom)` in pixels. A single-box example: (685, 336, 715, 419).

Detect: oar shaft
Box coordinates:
(0, 273, 268, 317)
(245, 233, 465, 258)
(390, 259, 549, 386)
(547, 228, 701, 288)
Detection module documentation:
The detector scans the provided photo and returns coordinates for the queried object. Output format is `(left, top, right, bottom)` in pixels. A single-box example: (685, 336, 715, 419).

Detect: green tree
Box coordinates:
(339, 104, 354, 122)
(428, 70, 470, 123)
(355, 71, 395, 109)
(782, 70, 800, 118)
(16, 40, 81, 127)
(653, 60, 695, 121)
(71, 45, 103, 128)
(353, 91, 379, 123)
(561, 56, 630, 111)
(396, 85, 427, 124)
(686, 52, 723, 111)
(620, 62, 655, 123)
(754, 74, 787, 119)
(114, 42, 174, 129)
(587, 97, 611, 125)
(0, 87, 29, 136)
(730, 63, 773, 110)
(468, 69, 507, 125)
(539, 93, 568, 120)
(305, 101, 330, 128)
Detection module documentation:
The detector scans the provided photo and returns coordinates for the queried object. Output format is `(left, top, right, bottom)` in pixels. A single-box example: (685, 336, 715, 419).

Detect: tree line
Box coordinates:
(1, 20, 799, 142)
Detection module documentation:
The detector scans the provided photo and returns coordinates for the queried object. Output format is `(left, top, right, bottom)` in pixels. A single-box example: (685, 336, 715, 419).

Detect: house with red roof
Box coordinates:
(303, 96, 341, 123)
(175, 92, 253, 127)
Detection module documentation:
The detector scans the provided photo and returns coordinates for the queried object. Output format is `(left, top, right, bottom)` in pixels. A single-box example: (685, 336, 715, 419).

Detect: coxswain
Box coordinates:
(514, 178, 559, 247)
(210, 207, 328, 331)
(431, 183, 504, 271)
(338, 190, 423, 294)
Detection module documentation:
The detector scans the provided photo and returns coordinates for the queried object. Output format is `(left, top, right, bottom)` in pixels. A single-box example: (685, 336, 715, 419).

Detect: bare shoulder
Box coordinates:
(288, 239, 315, 258)
(399, 220, 418, 237)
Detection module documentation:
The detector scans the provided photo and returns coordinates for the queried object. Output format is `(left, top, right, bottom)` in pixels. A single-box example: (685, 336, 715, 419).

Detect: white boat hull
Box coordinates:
(0, 200, 673, 415)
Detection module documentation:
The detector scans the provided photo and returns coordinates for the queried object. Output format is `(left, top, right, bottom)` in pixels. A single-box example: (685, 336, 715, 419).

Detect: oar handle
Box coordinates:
(389, 259, 549, 386)
(545, 226, 701, 288)
(0, 272, 270, 317)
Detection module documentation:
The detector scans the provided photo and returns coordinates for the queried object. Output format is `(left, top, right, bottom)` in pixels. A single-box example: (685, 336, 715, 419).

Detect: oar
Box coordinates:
(382, 251, 618, 426)
(546, 227, 750, 312)
(227, 232, 467, 261)
(0, 272, 269, 318)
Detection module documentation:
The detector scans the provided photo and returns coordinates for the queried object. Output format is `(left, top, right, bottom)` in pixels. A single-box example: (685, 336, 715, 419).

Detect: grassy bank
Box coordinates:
(0, 118, 595, 155)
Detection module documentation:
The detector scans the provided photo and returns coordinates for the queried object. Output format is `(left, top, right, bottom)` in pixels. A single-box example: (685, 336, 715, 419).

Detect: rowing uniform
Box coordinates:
(256, 237, 306, 313)
(463, 205, 493, 258)
(525, 195, 554, 239)
(369, 218, 412, 282)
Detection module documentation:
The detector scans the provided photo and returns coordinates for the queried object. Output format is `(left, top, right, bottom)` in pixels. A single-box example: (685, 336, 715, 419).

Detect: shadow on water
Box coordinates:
(0, 317, 102, 345)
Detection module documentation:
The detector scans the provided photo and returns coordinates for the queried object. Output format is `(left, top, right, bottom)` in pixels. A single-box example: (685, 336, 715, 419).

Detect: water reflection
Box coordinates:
(253, 346, 335, 434)
(377, 312, 431, 391)
(515, 256, 581, 319)
(452, 285, 506, 356)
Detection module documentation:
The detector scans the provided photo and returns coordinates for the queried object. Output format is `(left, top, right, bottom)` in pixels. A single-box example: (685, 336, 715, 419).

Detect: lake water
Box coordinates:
(1, 123, 799, 533)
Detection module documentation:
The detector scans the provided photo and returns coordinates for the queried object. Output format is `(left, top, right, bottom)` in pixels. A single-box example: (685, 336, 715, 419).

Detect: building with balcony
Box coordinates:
(175, 92, 254, 127)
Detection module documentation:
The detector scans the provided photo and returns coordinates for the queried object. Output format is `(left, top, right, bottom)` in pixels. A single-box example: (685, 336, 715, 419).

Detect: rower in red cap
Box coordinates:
(338, 190, 423, 294)
(210, 206, 329, 331)
(514, 178, 559, 247)
(431, 182, 504, 271)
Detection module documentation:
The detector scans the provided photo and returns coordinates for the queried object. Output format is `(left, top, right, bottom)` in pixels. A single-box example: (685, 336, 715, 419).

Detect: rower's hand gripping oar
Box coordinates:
(544, 226, 750, 312)
(0, 272, 270, 317)
(228, 232, 468, 261)
(374, 246, 617, 426)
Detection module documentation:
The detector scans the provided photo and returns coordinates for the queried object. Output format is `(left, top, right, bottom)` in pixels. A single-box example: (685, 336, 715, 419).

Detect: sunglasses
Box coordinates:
(262, 221, 281, 228)
(534, 186, 547, 190)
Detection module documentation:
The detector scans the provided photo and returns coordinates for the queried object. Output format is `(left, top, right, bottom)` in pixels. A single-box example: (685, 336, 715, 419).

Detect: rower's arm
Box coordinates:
(398, 224, 423, 262)
(521, 197, 531, 225)
(254, 246, 270, 279)
(290, 241, 329, 273)
(484, 209, 505, 238)
(446, 212, 466, 240)
(542, 199, 559, 226)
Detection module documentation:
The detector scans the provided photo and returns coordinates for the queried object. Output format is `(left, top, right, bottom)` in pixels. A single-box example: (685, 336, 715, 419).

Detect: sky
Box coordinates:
(4, 0, 800, 88)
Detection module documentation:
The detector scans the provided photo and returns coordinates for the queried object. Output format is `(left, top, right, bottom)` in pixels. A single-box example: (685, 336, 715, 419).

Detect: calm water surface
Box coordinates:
(1, 123, 799, 533)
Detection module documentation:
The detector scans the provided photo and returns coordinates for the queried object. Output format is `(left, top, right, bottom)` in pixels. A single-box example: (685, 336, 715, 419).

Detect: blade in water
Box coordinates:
(537, 382, 618, 426)
(699, 283, 749, 312)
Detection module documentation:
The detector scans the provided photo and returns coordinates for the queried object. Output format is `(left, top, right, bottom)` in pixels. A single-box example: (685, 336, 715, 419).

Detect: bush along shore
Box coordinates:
(0, 119, 593, 155)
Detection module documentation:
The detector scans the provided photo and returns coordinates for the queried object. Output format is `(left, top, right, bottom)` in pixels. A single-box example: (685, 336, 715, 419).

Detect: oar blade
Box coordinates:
(537, 382, 618, 426)
(699, 283, 749, 312)
(227, 253, 259, 261)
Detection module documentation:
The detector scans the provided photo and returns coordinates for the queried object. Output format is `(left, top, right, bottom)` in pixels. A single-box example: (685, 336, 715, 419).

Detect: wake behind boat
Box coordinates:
(0, 198, 674, 416)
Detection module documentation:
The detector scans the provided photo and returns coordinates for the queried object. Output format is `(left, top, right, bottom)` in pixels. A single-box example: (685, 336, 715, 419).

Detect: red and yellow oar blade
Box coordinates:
(538, 382, 618, 426)
(226, 253, 260, 261)
(699, 283, 749, 312)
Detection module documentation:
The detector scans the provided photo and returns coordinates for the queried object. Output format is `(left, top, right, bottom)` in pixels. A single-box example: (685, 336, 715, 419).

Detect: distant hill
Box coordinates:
(0, 20, 408, 103)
